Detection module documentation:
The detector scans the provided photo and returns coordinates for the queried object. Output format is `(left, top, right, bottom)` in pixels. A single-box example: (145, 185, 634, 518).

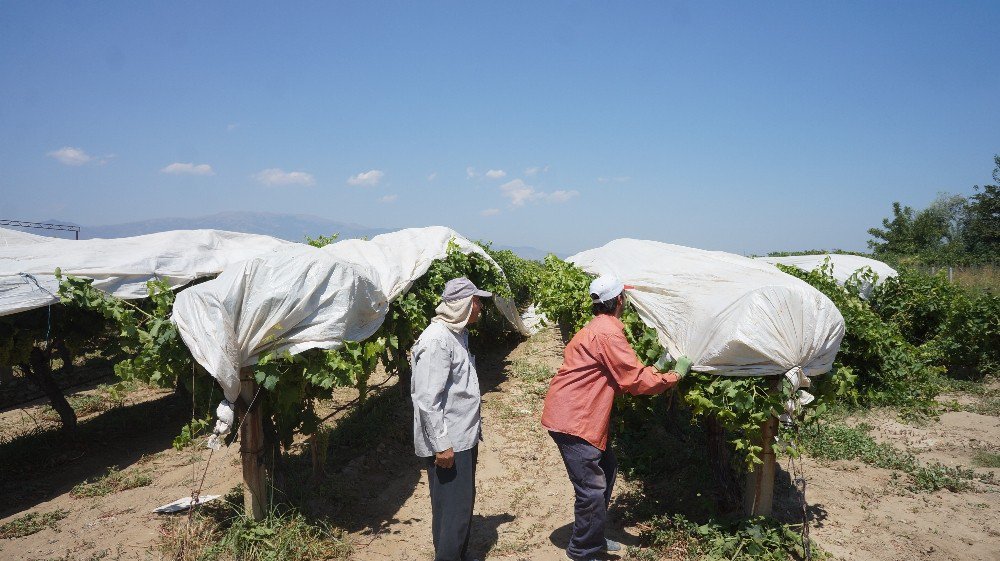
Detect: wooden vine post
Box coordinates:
(238, 366, 268, 520)
(743, 375, 781, 516)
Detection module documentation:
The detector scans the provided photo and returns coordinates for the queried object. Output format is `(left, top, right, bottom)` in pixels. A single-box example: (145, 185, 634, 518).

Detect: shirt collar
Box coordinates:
(593, 313, 625, 331)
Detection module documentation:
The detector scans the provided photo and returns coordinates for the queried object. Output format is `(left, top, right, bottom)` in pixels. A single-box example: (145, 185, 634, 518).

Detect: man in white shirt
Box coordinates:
(411, 277, 491, 561)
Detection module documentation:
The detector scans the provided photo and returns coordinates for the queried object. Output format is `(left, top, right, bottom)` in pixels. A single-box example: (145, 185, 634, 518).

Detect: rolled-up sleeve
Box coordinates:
(597, 333, 677, 396)
(412, 340, 454, 453)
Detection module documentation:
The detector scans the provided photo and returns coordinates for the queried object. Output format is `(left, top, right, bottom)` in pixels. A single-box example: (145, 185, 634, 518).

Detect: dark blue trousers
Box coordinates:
(550, 431, 618, 561)
(426, 445, 478, 561)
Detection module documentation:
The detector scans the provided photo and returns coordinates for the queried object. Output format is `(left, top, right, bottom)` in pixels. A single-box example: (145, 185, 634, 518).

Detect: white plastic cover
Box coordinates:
(0, 227, 53, 247)
(568, 239, 845, 378)
(172, 227, 529, 402)
(0, 227, 294, 316)
(325, 227, 528, 339)
(518, 303, 548, 335)
(756, 254, 897, 299)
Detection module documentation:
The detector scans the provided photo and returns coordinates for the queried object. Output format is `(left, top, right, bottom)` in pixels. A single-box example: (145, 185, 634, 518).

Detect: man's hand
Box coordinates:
(434, 447, 455, 469)
(672, 355, 693, 379)
(655, 351, 693, 377)
(654, 350, 672, 372)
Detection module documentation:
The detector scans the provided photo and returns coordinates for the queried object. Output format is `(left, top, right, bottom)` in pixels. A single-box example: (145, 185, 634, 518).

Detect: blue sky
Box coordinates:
(1, 1, 997, 255)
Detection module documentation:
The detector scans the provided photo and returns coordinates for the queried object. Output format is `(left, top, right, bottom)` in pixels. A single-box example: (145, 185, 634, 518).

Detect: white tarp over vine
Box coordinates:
(323, 227, 526, 328)
(568, 239, 846, 378)
(0, 227, 295, 317)
(0, 227, 52, 247)
(756, 254, 897, 299)
(172, 226, 529, 402)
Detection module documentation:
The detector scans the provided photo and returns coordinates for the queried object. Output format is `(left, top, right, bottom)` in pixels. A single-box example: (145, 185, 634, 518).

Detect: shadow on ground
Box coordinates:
(469, 513, 516, 559)
(548, 520, 640, 553)
(0, 390, 190, 518)
(773, 466, 829, 528)
(0, 360, 116, 413)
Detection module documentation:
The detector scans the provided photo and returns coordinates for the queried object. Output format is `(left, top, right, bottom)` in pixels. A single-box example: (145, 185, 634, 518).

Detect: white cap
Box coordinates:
(589, 274, 632, 303)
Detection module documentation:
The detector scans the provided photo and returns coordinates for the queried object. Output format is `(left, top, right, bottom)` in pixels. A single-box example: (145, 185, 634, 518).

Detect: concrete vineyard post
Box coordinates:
(239, 366, 268, 520)
(743, 376, 780, 516)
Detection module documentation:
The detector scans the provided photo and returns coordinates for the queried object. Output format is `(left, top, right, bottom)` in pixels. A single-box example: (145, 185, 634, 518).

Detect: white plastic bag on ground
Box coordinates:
(568, 239, 845, 378)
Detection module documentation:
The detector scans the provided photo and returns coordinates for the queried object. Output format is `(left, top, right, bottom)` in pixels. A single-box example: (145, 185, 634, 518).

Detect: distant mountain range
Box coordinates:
(79, 212, 390, 244)
(7, 211, 555, 260)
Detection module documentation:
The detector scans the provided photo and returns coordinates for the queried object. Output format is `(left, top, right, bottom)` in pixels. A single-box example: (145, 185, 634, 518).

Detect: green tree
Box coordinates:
(963, 155, 1000, 263)
(868, 194, 967, 264)
(866, 199, 955, 260)
(868, 155, 1000, 265)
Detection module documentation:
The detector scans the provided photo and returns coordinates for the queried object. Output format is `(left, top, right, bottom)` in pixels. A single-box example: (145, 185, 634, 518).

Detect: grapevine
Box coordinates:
(534, 255, 785, 469)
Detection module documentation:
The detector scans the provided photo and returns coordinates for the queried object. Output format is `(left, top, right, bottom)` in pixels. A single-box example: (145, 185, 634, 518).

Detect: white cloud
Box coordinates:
(347, 169, 384, 186)
(466, 166, 478, 179)
(597, 176, 630, 183)
(253, 168, 316, 186)
(480, 208, 501, 216)
(427, 172, 438, 181)
(378, 194, 398, 203)
(499, 180, 579, 208)
(160, 162, 215, 176)
(47, 147, 92, 166)
(500, 179, 540, 206)
(546, 190, 579, 203)
(227, 123, 240, 131)
(485, 169, 506, 179)
(524, 165, 549, 176)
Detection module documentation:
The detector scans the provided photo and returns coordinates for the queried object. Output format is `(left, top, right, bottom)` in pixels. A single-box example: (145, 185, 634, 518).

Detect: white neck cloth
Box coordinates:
(431, 296, 474, 332)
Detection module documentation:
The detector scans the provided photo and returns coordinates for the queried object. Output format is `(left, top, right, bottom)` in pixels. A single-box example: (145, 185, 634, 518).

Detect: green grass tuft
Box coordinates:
(800, 422, 991, 492)
(800, 422, 915, 471)
(973, 450, 1000, 468)
(0, 509, 68, 539)
(159, 500, 351, 561)
(637, 513, 827, 561)
(509, 359, 552, 396)
(70, 466, 153, 498)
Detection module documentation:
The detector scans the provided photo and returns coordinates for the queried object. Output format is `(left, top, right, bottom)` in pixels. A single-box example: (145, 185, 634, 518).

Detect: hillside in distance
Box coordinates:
(11, 212, 555, 260)
(78, 211, 388, 243)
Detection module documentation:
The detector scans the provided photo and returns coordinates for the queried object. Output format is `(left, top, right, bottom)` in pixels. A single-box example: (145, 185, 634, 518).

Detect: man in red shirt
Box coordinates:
(541, 275, 691, 561)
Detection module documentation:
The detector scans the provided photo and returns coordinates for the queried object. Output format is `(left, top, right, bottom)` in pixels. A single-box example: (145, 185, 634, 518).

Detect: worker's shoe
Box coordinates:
(604, 538, 623, 552)
(565, 539, 623, 561)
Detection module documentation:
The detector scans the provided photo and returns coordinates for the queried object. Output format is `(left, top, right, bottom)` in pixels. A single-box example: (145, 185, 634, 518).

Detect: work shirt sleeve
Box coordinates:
(411, 339, 455, 453)
(597, 332, 678, 396)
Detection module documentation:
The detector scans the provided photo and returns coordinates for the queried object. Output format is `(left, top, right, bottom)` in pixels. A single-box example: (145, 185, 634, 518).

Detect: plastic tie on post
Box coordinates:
(782, 366, 815, 421)
(784, 366, 810, 389)
(784, 391, 815, 417)
(206, 399, 235, 450)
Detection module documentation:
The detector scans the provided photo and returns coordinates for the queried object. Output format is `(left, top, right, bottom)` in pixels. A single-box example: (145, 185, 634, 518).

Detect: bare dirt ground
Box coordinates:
(0, 380, 245, 561)
(1, 328, 998, 560)
(785, 404, 1000, 561)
